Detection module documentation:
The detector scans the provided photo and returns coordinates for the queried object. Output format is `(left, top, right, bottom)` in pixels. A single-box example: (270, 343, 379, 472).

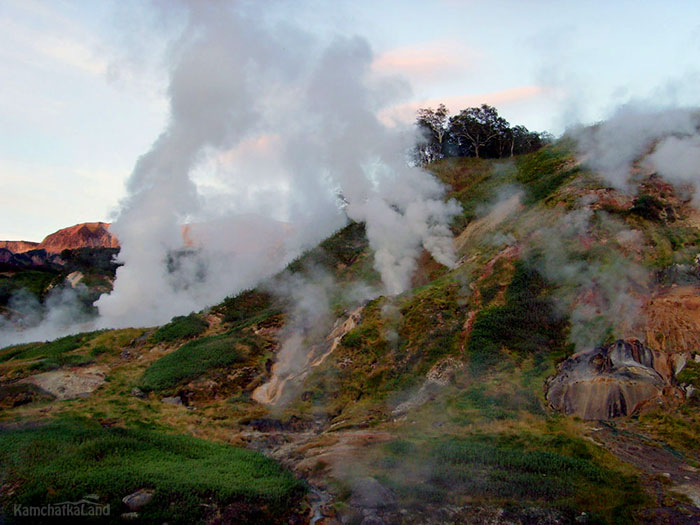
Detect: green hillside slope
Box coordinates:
(2, 143, 700, 523)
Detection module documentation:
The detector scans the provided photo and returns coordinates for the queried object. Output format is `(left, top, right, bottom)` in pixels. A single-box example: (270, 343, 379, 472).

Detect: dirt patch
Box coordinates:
(641, 285, 700, 353)
(22, 365, 107, 400)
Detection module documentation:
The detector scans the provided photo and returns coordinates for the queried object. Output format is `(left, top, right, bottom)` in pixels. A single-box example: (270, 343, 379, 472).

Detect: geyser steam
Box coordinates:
(95, 1, 459, 328)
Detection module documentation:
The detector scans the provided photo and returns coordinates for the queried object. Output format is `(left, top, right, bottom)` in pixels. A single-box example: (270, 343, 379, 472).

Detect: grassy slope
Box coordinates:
(2, 144, 700, 521)
(0, 418, 304, 524)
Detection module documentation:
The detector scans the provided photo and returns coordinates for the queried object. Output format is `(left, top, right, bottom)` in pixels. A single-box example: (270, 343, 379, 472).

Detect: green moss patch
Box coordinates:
(0, 331, 103, 364)
(149, 313, 209, 344)
(0, 418, 304, 523)
(140, 332, 255, 391)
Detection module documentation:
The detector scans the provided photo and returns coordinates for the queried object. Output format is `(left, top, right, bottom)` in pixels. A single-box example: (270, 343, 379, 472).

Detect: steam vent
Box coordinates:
(547, 339, 684, 420)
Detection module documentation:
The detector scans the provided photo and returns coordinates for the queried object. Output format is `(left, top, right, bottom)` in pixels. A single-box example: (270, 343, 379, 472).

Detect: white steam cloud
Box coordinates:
(572, 103, 700, 199)
(530, 204, 649, 351)
(61, 2, 456, 334)
(0, 1, 460, 345)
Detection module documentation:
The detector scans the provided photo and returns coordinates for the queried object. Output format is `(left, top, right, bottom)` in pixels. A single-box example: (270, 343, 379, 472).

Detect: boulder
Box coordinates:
(349, 477, 396, 510)
(122, 489, 154, 511)
(131, 387, 146, 399)
(547, 339, 682, 420)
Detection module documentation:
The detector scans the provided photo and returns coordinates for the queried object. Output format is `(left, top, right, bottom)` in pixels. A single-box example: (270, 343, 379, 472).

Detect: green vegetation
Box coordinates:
(213, 289, 279, 326)
(287, 221, 376, 283)
(467, 260, 569, 373)
(149, 313, 209, 343)
(90, 344, 112, 357)
(377, 432, 645, 522)
(629, 194, 665, 221)
(0, 418, 305, 523)
(515, 143, 579, 204)
(431, 157, 516, 229)
(677, 360, 700, 389)
(0, 331, 102, 364)
(28, 353, 94, 372)
(60, 247, 120, 275)
(449, 385, 542, 422)
(0, 270, 59, 304)
(140, 332, 253, 391)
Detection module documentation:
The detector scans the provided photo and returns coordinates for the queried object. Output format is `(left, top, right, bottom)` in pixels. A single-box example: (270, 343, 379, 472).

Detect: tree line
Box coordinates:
(414, 103, 550, 165)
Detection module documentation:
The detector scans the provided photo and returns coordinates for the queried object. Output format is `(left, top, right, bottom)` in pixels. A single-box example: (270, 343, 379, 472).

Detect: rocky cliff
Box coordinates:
(0, 222, 118, 254)
(0, 240, 39, 252)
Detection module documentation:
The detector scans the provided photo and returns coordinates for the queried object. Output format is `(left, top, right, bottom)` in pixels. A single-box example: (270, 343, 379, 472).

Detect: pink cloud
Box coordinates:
(379, 85, 552, 126)
(371, 41, 475, 79)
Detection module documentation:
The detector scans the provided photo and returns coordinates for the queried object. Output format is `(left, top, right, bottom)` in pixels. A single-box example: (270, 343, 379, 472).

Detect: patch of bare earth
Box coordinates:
(21, 365, 107, 400)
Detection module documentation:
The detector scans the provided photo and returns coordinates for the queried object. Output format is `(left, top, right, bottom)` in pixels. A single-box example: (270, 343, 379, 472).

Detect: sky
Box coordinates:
(1, 0, 699, 241)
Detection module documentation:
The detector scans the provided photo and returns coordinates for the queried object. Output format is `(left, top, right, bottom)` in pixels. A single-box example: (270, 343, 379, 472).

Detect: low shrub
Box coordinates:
(140, 332, 251, 391)
(149, 313, 209, 343)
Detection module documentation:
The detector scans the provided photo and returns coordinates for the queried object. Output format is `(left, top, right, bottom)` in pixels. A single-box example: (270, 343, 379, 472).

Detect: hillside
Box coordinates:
(0, 222, 118, 254)
(2, 143, 700, 523)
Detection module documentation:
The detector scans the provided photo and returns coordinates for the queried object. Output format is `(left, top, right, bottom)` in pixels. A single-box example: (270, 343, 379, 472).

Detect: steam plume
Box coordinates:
(93, 1, 459, 329)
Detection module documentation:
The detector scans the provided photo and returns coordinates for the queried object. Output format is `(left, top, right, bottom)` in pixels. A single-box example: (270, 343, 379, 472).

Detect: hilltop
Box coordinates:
(0, 222, 118, 254)
(1, 142, 700, 523)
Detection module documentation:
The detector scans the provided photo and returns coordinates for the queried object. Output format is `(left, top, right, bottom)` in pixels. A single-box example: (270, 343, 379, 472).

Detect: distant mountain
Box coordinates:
(0, 222, 119, 254)
(0, 240, 39, 252)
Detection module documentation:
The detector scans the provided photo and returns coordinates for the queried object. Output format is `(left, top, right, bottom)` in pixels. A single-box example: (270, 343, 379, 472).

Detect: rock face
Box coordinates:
(38, 222, 119, 253)
(0, 240, 39, 252)
(546, 339, 684, 420)
(252, 306, 364, 406)
(0, 222, 119, 255)
(641, 286, 700, 353)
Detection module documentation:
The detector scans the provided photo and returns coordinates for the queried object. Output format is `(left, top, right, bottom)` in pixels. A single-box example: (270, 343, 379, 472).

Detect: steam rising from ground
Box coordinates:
(572, 104, 700, 199)
(528, 204, 649, 352)
(93, 1, 459, 329)
(0, 285, 94, 347)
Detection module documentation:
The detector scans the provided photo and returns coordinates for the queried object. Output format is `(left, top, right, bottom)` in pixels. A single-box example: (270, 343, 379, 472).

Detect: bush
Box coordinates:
(140, 332, 251, 391)
(213, 289, 276, 325)
(90, 344, 112, 357)
(0, 331, 102, 363)
(630, 194, 665, 221)
(150, 313, 209, 343)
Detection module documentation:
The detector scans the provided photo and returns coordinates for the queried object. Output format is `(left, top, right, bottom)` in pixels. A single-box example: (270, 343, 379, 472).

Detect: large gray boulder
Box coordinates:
(547, 339, 683, 420)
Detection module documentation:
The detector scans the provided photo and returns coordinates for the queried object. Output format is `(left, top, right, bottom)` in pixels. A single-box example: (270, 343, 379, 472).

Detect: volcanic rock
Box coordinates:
(0, 240, 39, 252)
(122, 489, 154, 511)
(0, 222, 118, 255)
(38, 222, 118, 253)
(546, 339, 683, 420)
